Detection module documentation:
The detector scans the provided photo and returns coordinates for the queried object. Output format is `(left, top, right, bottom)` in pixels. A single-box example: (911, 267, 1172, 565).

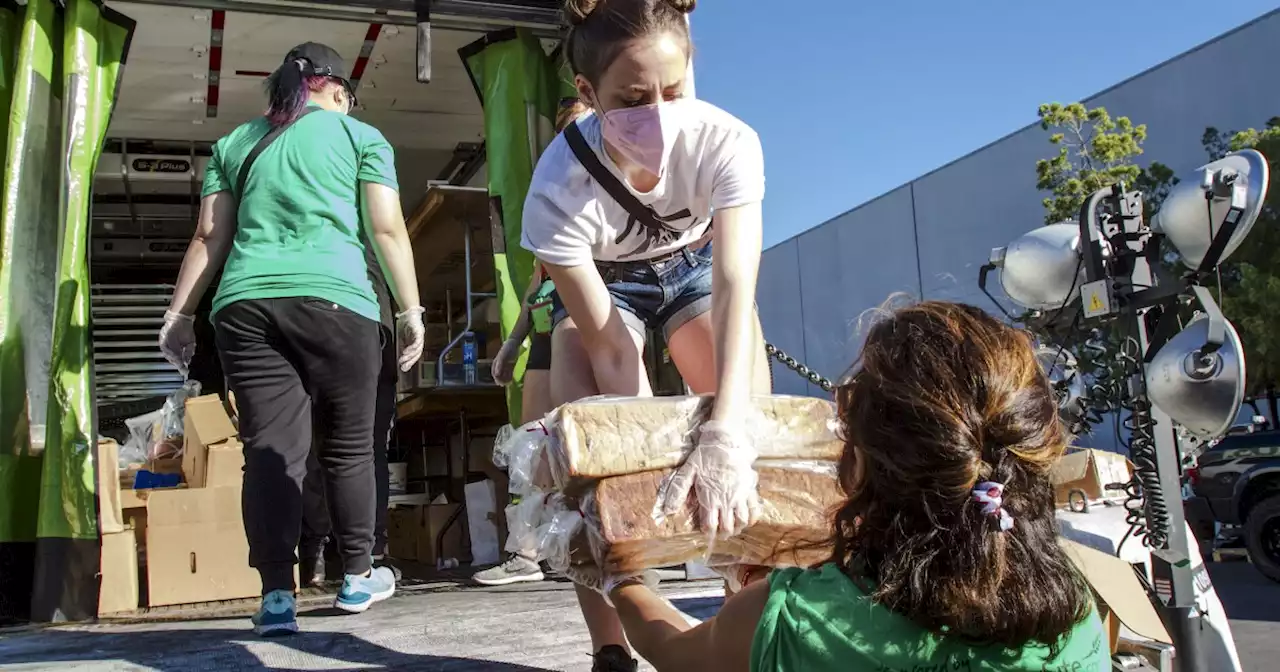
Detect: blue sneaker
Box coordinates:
(334, 566, 396, 614)
(251, 590, 298, 637)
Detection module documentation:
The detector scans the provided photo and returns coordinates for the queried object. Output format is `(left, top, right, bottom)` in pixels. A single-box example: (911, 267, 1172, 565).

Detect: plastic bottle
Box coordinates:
(462, 333, 477, 385)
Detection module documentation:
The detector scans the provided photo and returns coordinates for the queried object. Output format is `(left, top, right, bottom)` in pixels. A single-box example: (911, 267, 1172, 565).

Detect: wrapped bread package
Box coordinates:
(548, 395, 842, 488)
(491, 395, 847, 574)
(576, 461, 841, 574)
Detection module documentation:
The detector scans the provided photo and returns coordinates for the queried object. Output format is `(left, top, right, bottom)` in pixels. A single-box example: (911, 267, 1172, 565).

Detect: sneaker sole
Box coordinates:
(473, 571, 546, 587)
(254, 620, 299, 637)
(333, 584, 396, 614)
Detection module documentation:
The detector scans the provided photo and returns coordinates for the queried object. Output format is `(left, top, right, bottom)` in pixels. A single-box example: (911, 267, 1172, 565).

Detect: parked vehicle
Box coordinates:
(1185, 429, 1280, 582)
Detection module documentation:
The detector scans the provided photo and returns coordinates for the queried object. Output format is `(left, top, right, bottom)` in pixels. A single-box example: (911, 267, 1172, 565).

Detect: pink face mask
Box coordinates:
(600, 100, 685, 178)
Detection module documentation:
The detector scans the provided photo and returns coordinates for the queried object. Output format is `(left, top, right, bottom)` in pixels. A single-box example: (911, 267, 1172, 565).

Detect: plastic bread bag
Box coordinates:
(548, 394, 843, 490)
(130, 380, 203, 463)
(122, 409, 163, 466)
(577, 459, 842, 576)
(492, 418, 559, 496)
(159, 380, 202, 444)
(532, 495, 586, 573)
(491, 424, 515, 469)
(504, 491, 562, 558)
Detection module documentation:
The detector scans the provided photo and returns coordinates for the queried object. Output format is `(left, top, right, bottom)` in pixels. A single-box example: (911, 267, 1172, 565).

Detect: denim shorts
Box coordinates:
(551, 241, 713, 341)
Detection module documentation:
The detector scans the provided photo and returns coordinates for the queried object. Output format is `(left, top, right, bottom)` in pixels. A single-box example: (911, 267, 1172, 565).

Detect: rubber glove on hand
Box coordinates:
(396, 306, 426, 372)
(564, 562, 661, 605)
(659, 421, 761, 539)
(491, 337, 521, 386)
(158, 310, 197, 377)
(713, 564, 771, 594)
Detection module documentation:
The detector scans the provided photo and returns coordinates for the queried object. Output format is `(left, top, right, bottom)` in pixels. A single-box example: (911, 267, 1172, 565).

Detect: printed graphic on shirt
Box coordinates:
(615, 206, 706, 259)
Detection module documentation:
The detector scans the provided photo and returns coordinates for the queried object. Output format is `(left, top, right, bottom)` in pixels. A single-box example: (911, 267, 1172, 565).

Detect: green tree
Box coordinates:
(1025, 103, 1175, 435)
(1035, 103, 1175, 226)
(1200, 118, 1280, 398)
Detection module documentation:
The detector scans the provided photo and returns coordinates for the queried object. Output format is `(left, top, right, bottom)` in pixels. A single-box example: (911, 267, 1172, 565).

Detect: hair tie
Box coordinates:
(972, 481, 1014, 532)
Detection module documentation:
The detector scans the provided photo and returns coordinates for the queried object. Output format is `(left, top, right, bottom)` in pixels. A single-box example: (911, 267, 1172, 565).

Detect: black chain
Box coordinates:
(764, 343, 834, 392)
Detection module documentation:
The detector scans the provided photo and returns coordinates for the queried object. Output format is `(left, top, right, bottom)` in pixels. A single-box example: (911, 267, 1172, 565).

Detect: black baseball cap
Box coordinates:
(283, 42, 357, 107)
(284, 42, 350, 82)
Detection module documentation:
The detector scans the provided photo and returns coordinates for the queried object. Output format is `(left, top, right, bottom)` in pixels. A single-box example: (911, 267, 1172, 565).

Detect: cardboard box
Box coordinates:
(204, 440, 246, 489)
(1061, 539, 1172, 652)
(1052, 449, 1134, 507)
(144, 486, 260, 607)
(182, 394, 240, 488)
(98, 530, 139, 616)
(146, 457, 184, 476)
(387, 503, 467, 565)
(98, 440, 125, 535)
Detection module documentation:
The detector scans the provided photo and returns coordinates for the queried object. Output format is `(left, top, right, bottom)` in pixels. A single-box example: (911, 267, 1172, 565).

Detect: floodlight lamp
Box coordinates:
(1034, 344, 1085, 411)
(1153, 149, 1269, 272)
(1145, 313, 1246, 439)
(989, 223, 1109, 311)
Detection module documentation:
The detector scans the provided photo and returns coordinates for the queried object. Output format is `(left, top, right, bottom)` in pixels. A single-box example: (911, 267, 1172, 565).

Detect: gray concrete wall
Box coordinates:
(757, 9, 1280, 449)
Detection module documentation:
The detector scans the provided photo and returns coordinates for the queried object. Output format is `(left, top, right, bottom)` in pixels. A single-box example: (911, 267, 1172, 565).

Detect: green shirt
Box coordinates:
(751, 564, 1110, 672)
(528, 277, 556, 334)
(205, 105, 398, 322)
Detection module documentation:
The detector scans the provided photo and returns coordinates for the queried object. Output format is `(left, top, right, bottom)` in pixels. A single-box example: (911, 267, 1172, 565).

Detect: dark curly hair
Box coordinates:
(828, 300, 1092, 650)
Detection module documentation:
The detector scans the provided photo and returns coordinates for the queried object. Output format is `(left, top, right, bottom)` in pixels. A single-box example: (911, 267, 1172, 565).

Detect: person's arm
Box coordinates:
(361, 182, 420, 312)
(608, 579, 769, 672)
(708, 202, 763, 424)
(543, 260, 651, 397)
(506, 266, 544, 345)
(168, 191, 238, 315)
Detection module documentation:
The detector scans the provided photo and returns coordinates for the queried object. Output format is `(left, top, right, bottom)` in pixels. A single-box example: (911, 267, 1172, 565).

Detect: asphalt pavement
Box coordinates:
(0, 563, 1275, 671)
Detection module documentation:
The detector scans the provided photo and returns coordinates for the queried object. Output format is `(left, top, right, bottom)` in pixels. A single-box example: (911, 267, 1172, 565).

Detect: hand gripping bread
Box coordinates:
(550, 395, 842, 485)
(582, 462, 840, 574)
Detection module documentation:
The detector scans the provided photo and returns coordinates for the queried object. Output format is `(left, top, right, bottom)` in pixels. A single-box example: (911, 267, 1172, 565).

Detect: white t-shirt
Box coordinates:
(520, 98, 765, 267)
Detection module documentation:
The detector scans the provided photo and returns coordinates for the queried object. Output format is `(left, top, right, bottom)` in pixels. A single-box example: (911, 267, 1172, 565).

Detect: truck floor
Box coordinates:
(0, 578, 725, 671)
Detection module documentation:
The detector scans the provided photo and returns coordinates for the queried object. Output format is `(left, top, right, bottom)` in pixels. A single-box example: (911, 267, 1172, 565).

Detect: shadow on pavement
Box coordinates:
(0, 626, 556, 671)
(1210, 561, 1280, 623)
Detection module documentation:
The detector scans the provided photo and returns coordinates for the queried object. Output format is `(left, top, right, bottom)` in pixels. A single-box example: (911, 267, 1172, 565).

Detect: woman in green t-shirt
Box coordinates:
(568, 301, 1111, 672)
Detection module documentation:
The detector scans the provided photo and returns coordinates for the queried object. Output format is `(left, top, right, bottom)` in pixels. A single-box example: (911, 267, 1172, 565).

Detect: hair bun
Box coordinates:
(664, 0, 696, 13)
(562, 0, 599, 25)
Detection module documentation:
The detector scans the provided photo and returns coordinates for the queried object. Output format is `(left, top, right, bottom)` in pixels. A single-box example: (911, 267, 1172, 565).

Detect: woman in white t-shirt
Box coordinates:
(521, 1, 770, 669)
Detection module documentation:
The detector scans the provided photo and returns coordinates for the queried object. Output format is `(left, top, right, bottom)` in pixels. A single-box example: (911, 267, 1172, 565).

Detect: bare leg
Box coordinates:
(667, 309, 772, 396)
(552, 317, 648, 654)
(520, 369, 554, 424)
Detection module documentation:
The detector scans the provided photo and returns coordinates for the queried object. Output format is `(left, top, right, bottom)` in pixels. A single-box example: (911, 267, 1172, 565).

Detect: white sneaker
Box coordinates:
(472, 555, 545, 586)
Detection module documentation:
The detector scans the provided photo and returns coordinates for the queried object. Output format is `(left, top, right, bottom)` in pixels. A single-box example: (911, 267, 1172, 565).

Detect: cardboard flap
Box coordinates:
(1061, 539, 1172, 644)
(1051, 450, 1093, 484)
(184, 395, 237, 447)
(146, 487, 244, 528)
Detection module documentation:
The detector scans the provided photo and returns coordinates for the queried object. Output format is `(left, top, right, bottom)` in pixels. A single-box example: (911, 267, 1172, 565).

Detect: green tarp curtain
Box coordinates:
(0, 0, 133, 623)
(460, 29, 574, 426)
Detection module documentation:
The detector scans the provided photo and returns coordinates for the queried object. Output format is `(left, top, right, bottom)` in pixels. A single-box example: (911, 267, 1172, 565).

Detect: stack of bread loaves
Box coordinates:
(498, 395, 847, 576)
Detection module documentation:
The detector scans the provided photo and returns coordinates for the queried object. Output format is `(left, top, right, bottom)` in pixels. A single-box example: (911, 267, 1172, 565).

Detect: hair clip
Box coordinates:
(972, 481, 1014, 532)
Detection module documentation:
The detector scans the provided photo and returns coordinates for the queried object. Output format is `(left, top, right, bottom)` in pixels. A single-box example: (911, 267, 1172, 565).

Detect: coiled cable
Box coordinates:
(1114, 337, 1171, 552)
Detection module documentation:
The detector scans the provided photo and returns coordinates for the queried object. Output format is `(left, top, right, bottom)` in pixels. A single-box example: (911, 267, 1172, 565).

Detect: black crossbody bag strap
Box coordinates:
(234, 107, 319, 199)
(563, 121, 674, 233)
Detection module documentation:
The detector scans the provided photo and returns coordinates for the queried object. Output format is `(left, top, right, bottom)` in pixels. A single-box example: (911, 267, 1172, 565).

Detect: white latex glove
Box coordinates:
(158, 311, 196, 377)
(712, 564, 771, 594)
(396, 306, 426, 372)
(491, 337, 521, 386)
(564, 563, 661, 604)
(659, 422, 761, 539)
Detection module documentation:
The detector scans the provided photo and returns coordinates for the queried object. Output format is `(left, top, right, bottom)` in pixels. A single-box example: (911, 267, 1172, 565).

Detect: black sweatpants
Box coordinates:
(215, 297, 380, 593)
(300, 323, 396, 559)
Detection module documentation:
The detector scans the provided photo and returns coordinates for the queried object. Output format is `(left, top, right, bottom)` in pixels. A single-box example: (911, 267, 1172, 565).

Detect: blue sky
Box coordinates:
(689, 0, 1280, 249)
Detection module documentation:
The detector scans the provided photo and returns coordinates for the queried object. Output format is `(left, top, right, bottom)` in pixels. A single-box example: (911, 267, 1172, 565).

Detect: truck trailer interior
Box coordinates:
(90, 1, 564, 567)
